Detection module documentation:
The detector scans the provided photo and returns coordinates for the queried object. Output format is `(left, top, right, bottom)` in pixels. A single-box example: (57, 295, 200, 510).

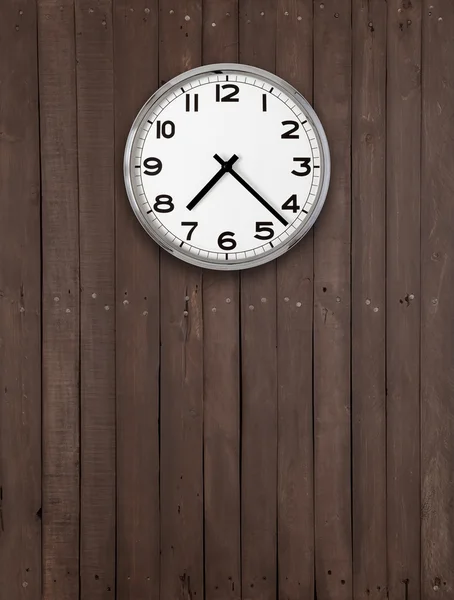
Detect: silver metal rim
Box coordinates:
(123, 63, 331, 271)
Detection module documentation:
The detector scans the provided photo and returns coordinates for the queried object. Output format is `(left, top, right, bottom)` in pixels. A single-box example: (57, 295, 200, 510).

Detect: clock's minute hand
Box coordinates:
(187, 154, 239, 211)
(213, 154, 289, 227)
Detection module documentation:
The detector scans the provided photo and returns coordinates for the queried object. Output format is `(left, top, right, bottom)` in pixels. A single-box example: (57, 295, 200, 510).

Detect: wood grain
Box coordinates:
(421, 1, 454, 597)
(275, 1, 314, 598)
(238, 2, 278, 599)
(203, 273, 240, 600)
(202, 2, 241, 600)
(114, 1, 160, 598)
(203, 0, 238, 65)
(4, 3, 454, 598)
(159, 2, 204, 599)
(0, 1, 41, 598)
(386, 2, 421, 599)
(351, 2, 387, 599)
(38, 1, 80, 599)
(313, 1, 352, 599)
(75, 1, 116, 597)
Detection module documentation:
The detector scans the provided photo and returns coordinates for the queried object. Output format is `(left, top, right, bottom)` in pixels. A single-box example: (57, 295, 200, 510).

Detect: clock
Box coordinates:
(123, 63, 330, 270)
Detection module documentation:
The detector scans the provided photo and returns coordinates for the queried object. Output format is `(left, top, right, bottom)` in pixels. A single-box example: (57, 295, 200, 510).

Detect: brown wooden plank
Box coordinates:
(202, 3, 241, 600)
(238, 3, 277, 598)
(421, 2, 454, 598)
(203, 0, 238, 64)
(158, 2, 204, 599)
(159, 252, 204, 600)
(275, 2, 314, 598)
(351, 2, 387, 599)
(0, 1, 41, 598)
(75, 1, 116, 598)
(203, 275, 240, 600)
(38, 1, 80, 599)
(113, 1, 160, 599)
(386, 2, 421, 599)
(239, 266, 277, 600)
(313, 2, 352, 599)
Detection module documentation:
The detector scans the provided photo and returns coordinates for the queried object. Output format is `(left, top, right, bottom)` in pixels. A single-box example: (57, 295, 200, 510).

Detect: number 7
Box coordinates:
(181, 221, 198, 240)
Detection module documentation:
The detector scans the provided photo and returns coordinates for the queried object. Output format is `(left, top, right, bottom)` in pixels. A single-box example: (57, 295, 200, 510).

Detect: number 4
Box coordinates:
(281, 194, 300, 213)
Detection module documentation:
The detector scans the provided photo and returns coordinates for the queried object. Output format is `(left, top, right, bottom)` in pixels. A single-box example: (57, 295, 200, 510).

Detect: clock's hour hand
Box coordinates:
(187, 154, 239, 211)
(213, 154, 289, 227)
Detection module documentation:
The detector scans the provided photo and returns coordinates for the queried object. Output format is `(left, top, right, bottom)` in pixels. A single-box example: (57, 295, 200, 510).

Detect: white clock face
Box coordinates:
(124, 64, 330, 270)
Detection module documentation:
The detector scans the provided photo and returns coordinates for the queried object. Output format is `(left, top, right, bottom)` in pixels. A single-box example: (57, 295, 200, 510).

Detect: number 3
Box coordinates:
(292, 157, 311, 176)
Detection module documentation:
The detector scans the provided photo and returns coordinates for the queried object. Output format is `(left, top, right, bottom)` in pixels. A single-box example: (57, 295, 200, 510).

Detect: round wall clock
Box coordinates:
(124, 63, 330, 270)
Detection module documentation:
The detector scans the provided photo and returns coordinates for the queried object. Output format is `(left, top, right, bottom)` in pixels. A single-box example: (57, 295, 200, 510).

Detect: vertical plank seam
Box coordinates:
(158, 253, 162, 600)
(274, 9, 278, 600)
(157, 8, 162, 599)
(36, 1, 44, 595)
(311, 3, 316, 599)
(112, 0, 118, 600)
(200, 9, 206, 600)
(158, 246, 162, 600)
(273, 10, 278, 600)
(200, 12, 206, 599)
(201, 267, 206, 600)
(350, 8, 357, 597)
(157, 9, 162, 600)
(239, 274, 243, 600)
(418, 1, 424, 594)
(384, 2, 389, 596)
(112, 2, 118, 596)
(384, 3, 389, 595)
(349, 0, 354, 595)
(73, 2, 82, 596)
(237, 10, 243, 599)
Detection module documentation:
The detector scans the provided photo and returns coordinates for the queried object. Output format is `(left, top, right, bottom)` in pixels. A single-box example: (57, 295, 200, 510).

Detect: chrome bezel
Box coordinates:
(124, 63, 331, 271)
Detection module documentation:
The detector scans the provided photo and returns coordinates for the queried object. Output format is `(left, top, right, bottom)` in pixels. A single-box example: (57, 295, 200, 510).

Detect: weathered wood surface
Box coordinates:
(421, 1, 454, 598)
(159, 2, 205, 600)
(75, 1, 116, 597)
(352, 2, 387, 599)
(114, 1, 160, 599)
(276, 2, 315, 599)
(387, 2, 422, 599)
(203, 2, 241, 600)
(39, 1, 80, 599)
(1, 1, 454, 599)
(313, 2, 352, 599)
(239, 3, 278, 599)
(0, 1, 41, 598)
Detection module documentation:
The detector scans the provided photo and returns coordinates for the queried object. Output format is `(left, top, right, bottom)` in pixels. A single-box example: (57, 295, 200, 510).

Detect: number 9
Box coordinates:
(143, 157, 162, 176)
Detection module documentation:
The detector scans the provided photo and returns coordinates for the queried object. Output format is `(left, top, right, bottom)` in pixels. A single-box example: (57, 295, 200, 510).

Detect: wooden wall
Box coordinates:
(0, 0, 454, 599)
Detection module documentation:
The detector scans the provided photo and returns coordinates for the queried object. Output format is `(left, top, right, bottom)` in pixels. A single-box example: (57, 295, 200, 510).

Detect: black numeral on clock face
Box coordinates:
(282, 194, 300, 213)
(216, 84, 239, 102)
(254, 222, 274, 240)
(181, 221, 198, 240)
(218, 231, 237, 250)
(292, 157, 312, 176)
(153, 194, 174, 213)
(281, 120, 300, 139)
(143, 157, 162, 175)
(156, 120, 175, 139)
(185, 93, 199, 112)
